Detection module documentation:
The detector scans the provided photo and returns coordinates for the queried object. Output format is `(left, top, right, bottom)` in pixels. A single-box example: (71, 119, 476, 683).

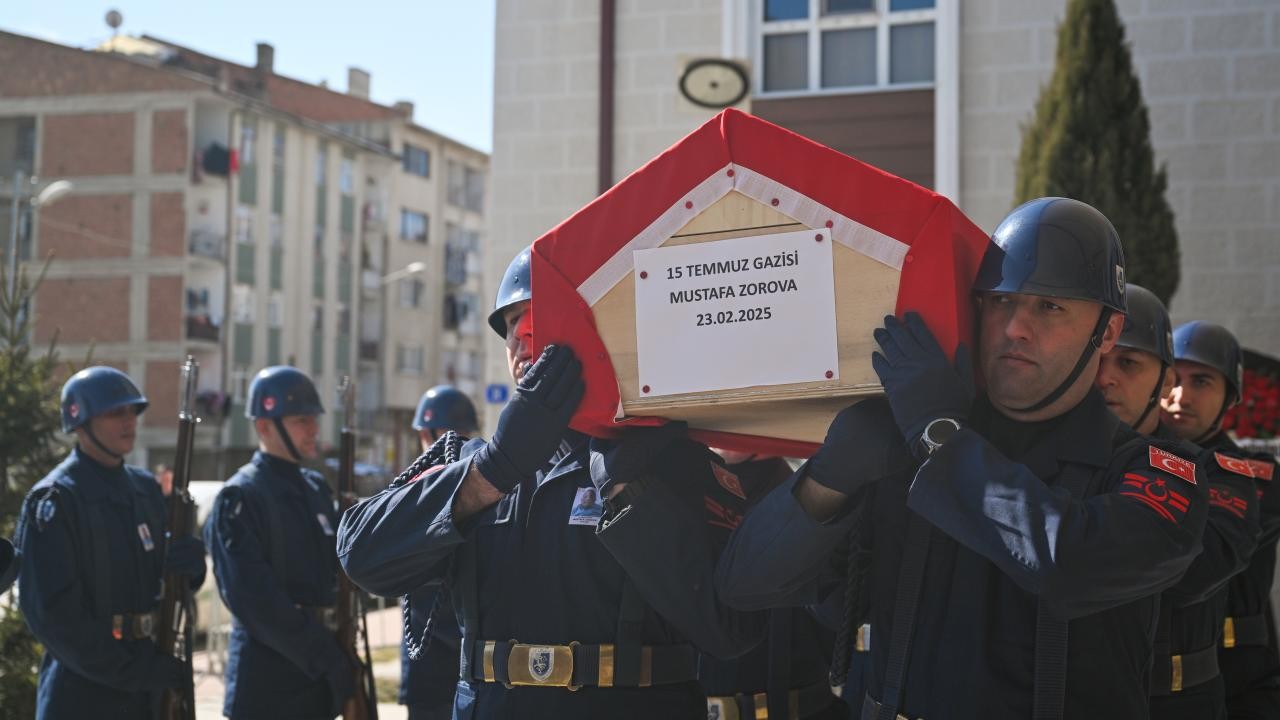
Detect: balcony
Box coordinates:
(185, 314, 221, 343)
(188, 229, 226, 262)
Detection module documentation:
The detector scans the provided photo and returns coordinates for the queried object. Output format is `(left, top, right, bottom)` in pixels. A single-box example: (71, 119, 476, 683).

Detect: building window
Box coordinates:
(239, 119, 256, 166)
(399, 277, 425, 308)
(315, 143, 328, 186)
(403, 144, 431, 178)
(232, 284, 256, 323)
(267, 292, 284, 328)
(446, 161, 485, 213)
(443, 291, 480, 334)
(396, 344, 424, 374)
(339, 152, 355, 195)
(755, 0, 936, 95)
(400, 209, 429, 244)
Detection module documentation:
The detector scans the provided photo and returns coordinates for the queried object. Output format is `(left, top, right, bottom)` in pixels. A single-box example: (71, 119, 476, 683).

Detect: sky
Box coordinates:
(2, 0, 496, 152)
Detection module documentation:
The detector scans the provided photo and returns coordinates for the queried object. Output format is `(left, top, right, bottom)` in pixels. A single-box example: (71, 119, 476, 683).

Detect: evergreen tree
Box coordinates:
(1015, 0, 1180, 304)
(0, 258, 65, 719)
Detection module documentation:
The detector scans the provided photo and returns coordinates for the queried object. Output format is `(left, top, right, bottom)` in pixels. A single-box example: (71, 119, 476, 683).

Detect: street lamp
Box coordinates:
(7, 171, 74, 297)
(379, 260, 426, 285)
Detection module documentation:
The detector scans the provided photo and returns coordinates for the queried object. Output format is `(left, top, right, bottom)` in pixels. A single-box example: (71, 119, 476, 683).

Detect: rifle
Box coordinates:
(158, 356, 199, 720)
(335, 376, 379, 719)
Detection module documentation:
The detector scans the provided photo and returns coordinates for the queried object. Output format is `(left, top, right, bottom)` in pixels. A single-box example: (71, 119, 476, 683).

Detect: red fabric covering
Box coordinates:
(530, 108, 991, 457)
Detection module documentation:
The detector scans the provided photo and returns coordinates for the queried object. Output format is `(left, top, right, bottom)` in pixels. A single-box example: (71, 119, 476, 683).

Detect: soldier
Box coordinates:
(1160, 322, 1280, 719)
(204, 366, 355, 719)
(698, 450, 845, 720)
(717, 198, 1210, 719)
(338, 247, 764, 719)
(1095, 286, 1259, 718)
(400, 385, 481, 720)
(17, 366, 206, 719)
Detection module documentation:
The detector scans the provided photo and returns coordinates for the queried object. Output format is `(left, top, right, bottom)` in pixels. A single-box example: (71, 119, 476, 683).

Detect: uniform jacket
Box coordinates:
(18, 447, 195, 720)
(1147, 423, 1260, 712)
(337, 433, 765, 720)
(717, 391, 1210, 720)
(696, 458, 841, 719)
(205, 451, 344, 719)
(1204, 431, 1280, 702)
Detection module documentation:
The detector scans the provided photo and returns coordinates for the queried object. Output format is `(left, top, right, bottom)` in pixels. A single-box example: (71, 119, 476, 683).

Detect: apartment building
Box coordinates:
(0, 30, 489, 478)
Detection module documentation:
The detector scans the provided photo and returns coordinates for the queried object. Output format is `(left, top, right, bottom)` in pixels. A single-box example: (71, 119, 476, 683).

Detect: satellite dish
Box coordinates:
(106, 9, 123, 31)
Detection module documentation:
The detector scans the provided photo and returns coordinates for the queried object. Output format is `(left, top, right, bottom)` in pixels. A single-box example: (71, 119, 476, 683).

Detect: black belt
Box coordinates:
(861, 694, 920, 720)
(1151, 644, 1220, 695)
(111, 612, 158, 641)
(468, 639, 696, 690)
(706, 680, 835, 720)
(1223, 614, 1269, 648)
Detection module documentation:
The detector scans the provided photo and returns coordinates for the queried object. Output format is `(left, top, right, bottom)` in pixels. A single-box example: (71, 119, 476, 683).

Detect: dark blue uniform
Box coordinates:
(17, 448, 197, 719)
(205, 451, 346, 719)
(717, 392, 1209, 719)
(337, 433, 765, 719)
(1148, 425, 1260, 719)
(1204, 432, 1280, 720)
(696, 458, 843, 720)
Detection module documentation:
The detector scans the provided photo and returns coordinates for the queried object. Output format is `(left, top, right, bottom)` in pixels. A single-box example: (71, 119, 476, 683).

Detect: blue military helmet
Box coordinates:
(974, 197, 1127, 314)
(1117, 284, 1174, 367)
(1172, 321, 1244, 406)
(246, 366, 325, 419)
(412, 385, 479, 432)
(487, 246, 532, 338)
(60, 366, 149, 433)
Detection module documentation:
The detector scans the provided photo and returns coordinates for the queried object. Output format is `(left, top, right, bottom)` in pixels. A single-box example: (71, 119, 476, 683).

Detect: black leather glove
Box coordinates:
(163, 535, 206, 581)
(473, 344, 585, 493)
(588, 422, 688, 499)
(807, 397, 915, 495)
(871, 313, 975, 445)
(323, 650, 356, 715)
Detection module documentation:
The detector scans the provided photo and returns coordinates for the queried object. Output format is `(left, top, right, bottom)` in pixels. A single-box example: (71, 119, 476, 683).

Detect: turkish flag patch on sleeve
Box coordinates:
(1149, 446, 1198, 485)
(1214, 452, 1275, 482)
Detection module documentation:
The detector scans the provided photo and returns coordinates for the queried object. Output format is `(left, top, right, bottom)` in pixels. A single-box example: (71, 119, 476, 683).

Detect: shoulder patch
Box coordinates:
(1121, 472, 1193, 524)
(710, 462, 746, 501)
(1214, 452, 1275, 482)
(1150, 446, 1198, 485)
(1209, 486, 1250, 519)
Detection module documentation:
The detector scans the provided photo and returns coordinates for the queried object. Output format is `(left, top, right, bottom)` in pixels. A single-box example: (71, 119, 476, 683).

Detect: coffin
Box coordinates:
(530, 109, 991, 457)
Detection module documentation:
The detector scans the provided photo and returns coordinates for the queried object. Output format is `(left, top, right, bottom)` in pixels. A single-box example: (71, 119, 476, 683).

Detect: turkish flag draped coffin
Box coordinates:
(530, 108, 992, 457)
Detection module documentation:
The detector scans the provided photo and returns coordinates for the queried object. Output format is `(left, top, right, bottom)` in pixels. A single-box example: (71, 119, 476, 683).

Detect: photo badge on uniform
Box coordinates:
(36, 496, 56, 530)
(137, 522, 155, 551)
(316, 513, 335, 536)
(568, 486, 604, 526)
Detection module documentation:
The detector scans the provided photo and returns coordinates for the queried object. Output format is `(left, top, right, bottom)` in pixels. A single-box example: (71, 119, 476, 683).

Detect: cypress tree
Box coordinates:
(1015, 0, 1180, 304)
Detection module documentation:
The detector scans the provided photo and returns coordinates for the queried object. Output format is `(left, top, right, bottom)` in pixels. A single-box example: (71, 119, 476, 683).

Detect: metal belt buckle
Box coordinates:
(706, 696, 740, 720)
(137, 613, 154, 639)
(1223, 617, 1236, 649)
(1170, 654, 1184, 693)
(506, 640, 580, 690)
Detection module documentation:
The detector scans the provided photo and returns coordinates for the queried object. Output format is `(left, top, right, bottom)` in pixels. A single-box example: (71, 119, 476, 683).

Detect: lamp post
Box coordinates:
(6, 171, 74, 297)
(379, 260, 426, 286)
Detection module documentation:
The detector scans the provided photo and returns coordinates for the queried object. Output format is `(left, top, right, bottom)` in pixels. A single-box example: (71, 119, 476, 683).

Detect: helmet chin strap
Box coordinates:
(1009, 309, 1113, 415)
(1194, 397, 1232, 446)
(83, 425, 125, 461)
(1132, 361, 1168, 431)
(272, 417, 303, 463)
